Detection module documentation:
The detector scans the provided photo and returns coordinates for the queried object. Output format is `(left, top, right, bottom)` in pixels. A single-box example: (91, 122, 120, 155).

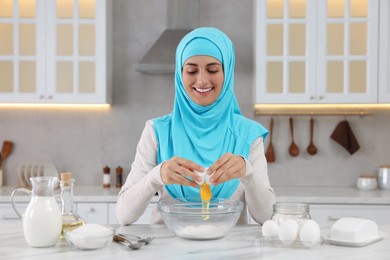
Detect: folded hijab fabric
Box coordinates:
(330, 120, 360, 155)
(153, 27, 268, 199)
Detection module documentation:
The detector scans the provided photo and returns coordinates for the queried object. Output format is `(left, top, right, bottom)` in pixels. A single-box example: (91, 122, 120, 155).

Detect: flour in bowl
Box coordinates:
(177, 224, 229, 239)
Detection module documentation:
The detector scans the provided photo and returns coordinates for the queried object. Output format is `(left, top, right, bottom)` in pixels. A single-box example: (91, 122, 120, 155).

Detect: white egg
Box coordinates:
(262, 220, 279, 238)
(278, 219, 299, 245)
(299, 219, 321, 248)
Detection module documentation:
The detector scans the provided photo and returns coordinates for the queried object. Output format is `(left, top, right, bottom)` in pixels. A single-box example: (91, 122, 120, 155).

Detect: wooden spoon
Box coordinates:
(0, 141, 13, 168)
(288, 117, 299, 157)
(265, 117, 275, 163)
(307, 117, 318, 155)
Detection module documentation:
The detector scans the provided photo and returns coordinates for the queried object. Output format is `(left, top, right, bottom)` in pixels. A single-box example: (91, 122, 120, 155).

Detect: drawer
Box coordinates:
(76, 203, 108, 224)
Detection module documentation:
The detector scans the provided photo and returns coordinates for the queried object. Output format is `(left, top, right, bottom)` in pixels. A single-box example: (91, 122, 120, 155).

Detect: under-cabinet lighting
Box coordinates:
(0, 103, 111, 110)
(254, 104, 390, 116)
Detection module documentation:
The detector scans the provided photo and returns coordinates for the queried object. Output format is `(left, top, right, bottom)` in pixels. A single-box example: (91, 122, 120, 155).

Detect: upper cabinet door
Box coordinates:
(316, 0, 378, 103)
(254, 0, 379, 104)
(46, 0, 111, 104)
(0, 0, 112, 104)
(0, 0, 45, 103)
(255, 0, 317, 104)
(379, 0, 390, 103)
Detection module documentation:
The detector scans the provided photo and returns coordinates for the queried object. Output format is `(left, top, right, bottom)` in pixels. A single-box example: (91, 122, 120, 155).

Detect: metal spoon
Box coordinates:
(113, 234, 145, 250)
(118, 233, 154, 245)
(307, 117, 318, 155)
(288, 117, 299, 157)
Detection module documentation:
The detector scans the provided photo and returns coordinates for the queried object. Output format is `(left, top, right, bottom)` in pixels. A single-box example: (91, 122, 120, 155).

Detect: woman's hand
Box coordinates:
(160, 156, 204, 188)
(207, 153, 246, 185)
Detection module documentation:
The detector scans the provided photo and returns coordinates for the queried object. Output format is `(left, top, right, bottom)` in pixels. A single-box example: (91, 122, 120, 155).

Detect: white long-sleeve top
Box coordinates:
(116, 119, 276, 225)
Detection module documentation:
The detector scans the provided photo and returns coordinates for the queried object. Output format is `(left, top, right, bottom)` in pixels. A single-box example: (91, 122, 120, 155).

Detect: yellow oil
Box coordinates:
(60, 217, 85, 240)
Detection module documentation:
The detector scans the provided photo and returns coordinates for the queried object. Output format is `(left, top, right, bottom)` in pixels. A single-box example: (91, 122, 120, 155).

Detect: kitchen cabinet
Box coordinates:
(379, 0, 390, 102)
(0, 0, 112, 104)
(76, 202, 156, 225)
(254, 0, 379, 104)
(108, 202, 157, 225)
(76, 202, 108, 224)
(310, 204, 390, 228)
(0, 202, 26, 224)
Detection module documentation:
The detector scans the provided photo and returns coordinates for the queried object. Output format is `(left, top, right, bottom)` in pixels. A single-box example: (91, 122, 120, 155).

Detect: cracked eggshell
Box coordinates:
(194, 168, 211, 185)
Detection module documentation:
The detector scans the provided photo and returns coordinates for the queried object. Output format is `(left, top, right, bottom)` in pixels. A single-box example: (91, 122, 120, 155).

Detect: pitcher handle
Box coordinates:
(11, 188, 31, 218)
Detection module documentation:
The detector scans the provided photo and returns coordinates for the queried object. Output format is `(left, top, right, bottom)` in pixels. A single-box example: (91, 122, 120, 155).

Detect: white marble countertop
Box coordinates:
(1, 185, 390, 204)
(1, 222, 390, 260)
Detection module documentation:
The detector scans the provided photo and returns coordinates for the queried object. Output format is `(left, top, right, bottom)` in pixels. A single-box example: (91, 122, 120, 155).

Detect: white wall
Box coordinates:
(0, 0, 389, 188)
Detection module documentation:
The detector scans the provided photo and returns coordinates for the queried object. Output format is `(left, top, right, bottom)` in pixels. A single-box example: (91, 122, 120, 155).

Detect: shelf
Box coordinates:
(253, 104, 390, 116)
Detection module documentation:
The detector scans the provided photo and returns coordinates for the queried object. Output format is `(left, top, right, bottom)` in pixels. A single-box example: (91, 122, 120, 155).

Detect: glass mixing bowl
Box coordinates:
(158, 197, 243, 240)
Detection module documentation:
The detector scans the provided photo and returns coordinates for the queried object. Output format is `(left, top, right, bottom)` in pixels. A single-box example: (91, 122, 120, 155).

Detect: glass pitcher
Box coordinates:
(11, 176, 62, 247)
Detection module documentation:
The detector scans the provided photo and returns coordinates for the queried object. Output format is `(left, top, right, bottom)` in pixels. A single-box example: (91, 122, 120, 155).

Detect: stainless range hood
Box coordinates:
(134, 0, 199, 74)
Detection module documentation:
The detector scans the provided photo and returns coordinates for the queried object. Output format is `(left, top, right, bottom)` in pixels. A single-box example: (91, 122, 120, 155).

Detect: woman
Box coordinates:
(116, 27, 275, 225)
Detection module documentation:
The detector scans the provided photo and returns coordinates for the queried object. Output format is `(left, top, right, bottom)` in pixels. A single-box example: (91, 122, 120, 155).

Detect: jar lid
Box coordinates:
(273, 202, 310, 214)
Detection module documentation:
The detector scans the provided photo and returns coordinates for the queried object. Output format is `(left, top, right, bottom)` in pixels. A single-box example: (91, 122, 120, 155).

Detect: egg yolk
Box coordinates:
(200, 183, 212, 201)
(200, 183, 212, 220)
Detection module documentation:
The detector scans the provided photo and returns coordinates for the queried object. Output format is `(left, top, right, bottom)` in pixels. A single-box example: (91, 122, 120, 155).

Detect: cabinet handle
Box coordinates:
(48, 95, 53, 99)
(310, 96, 315, 100)
(87, 208, 96, 213)
(39, 95, 44, 99)
(318, 96, 324, 100)
(2, 214, 20, 220)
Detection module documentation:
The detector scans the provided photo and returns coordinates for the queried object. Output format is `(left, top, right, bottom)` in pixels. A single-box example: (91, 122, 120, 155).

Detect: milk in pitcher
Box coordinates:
(23, 196, 62, 247)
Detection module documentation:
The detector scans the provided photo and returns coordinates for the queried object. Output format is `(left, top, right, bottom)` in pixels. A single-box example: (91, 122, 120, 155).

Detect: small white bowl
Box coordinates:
(357, 175, 377, 191)
(65, 224, 114, 250)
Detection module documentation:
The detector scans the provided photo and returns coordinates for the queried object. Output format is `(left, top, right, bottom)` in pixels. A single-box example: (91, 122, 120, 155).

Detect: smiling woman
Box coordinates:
(116, 27, 275, 226)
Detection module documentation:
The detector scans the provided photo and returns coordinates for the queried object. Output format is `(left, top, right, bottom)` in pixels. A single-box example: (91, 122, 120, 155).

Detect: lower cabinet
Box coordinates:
(309, 204, 390, 228)
(0, 203, 27, 224)
(76, 202, 157, 225)
(76, 203, 108, 225)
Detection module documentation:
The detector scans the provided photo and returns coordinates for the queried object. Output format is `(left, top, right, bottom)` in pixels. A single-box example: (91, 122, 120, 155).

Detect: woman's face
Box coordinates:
(182, 55, 224, 106)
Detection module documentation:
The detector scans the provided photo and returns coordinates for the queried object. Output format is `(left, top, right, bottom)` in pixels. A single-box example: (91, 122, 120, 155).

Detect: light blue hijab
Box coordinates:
(154, 27, 268, 199)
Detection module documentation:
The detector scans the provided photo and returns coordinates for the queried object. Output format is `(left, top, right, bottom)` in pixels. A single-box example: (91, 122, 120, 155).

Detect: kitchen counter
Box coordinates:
(1, 223, 389, 259)
(1, 185, 390, 204)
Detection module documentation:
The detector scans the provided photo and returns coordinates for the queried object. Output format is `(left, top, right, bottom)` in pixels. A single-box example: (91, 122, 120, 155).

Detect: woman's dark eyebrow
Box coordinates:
(184, 62, 222, 67)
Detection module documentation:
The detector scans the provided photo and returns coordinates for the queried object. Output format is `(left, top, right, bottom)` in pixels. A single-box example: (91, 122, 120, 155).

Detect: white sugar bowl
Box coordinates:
(357, 175, 377, 191)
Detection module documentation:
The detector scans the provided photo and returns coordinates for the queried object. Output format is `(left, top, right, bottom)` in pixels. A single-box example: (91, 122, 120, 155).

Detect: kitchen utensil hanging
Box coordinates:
(307, 117, 318, 155)
(265, 117, 275, 163)
(288, 117, 299, 157)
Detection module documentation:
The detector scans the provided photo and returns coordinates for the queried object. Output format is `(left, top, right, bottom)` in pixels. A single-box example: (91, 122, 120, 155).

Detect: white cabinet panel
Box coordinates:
(379, 0, 390, 103)
(76, 202, 108, 224)
(0, 202, 28, 224)
(310, 204, 390, 228)
(254, 0, 380, 104)
(0, 0, 112, 104)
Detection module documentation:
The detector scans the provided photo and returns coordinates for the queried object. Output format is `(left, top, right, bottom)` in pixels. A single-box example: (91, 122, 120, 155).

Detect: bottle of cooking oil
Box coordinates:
(59, 172, 85, 240)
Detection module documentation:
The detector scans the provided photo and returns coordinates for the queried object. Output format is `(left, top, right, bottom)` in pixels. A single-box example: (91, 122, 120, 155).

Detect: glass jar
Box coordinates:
(271, 202, 311, 226)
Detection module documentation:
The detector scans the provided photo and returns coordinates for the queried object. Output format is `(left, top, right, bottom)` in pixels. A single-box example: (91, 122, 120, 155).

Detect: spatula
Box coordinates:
(0, 141, 13, 168)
